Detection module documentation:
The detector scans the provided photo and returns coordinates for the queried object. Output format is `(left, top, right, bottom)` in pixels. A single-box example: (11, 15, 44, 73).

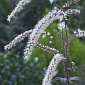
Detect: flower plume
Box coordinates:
(4, 29, 32, 50)
(42, 53, 64, 85)
(36, 43, 59, 55)
(63, 0, 80, 8)
(7, 0, 32, 22)
(23, 7, 64, 62)
(65, 9, 80, 16)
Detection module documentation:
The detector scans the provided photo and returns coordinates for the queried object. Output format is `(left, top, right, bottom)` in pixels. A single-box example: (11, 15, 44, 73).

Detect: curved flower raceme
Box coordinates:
(7, 0, 32, 22)
(4, 29, 32, 50)
(63, 0, 80, 8)
(23, 7, 64, 62)
(65, 9, 80, 16)
(42, 53, 64, 85)
(36, 43, 59, 55)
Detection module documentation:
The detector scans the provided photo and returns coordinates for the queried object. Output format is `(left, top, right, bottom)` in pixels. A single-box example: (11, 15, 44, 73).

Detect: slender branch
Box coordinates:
(53, 29, 65, 42)
(68, 34, 76, 44)
(67, 52, 77, 76)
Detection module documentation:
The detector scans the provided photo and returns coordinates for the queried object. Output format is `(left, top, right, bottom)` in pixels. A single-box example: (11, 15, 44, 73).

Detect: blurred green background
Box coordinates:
(0, 0, 85, 85)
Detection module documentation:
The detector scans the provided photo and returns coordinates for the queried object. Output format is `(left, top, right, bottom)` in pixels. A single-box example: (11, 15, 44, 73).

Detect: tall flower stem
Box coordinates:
(61, 14, 69, 85)
(62, 28, 66, 78)
(65, 20, 69, 85)
(62, 29, 69, 85)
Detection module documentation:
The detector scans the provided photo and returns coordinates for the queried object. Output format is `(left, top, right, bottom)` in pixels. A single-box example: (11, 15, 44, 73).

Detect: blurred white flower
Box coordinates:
(50, 36, 53, 39)
(49, 0, 54, 4)
(49, 41, 52, 43)
(42, 35, 46, 38)
(47, 32, 50, 35)
(34, 57, 39, 63)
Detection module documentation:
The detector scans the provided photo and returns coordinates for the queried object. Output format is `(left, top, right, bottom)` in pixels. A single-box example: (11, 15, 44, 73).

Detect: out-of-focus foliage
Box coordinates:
(0, 51, 45, 85)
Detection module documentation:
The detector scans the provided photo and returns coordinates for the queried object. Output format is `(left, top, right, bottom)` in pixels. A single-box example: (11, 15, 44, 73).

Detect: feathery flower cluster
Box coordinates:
(36, 43, 59, 55)
(23, 7, 64, 62)
(42, 53, 63, 85)
(74, 29, 85, 37)
(4, 29, 32, 50)
(7, 0, 32, 22)
(65, 9, 80, 16)
(63, 0, 80, 8)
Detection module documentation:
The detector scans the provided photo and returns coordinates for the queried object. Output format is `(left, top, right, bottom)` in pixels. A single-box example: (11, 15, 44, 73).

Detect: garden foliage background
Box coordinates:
(0, 0, 85, 85)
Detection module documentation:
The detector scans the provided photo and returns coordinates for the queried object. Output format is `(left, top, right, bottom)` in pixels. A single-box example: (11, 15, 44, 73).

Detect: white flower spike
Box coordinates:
(42, 53, 63, 85)
(23, 7, 64, 62)
(7, 0, 32, 22)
